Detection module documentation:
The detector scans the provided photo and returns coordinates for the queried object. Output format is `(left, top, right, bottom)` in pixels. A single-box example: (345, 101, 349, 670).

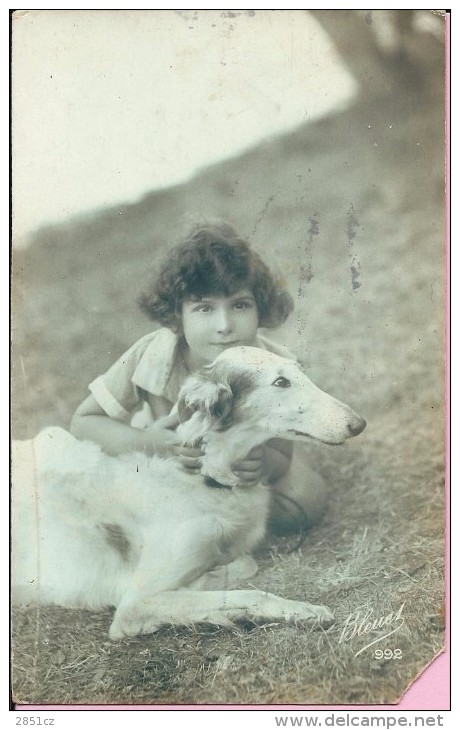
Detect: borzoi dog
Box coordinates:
(12, 346, 366, 639)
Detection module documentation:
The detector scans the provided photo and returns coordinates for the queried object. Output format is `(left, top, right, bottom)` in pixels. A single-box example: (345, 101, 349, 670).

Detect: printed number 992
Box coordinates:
(374, 648, 402, 660)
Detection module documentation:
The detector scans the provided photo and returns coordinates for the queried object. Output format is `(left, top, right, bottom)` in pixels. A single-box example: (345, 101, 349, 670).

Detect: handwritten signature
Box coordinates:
(338, 602, 406, 657)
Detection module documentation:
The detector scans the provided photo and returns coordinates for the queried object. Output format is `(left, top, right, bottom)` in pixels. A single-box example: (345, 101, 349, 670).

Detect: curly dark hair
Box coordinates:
(139, 222, 294, 330)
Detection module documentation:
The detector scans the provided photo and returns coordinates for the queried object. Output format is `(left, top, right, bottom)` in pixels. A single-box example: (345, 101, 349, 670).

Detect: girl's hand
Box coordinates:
(146, 413, 181, 457)
(232, 445, 267, 487)
(173, 444, 205, 474)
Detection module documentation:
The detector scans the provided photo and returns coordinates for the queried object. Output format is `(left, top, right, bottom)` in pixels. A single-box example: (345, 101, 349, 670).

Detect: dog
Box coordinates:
(12, 346, 366, 639)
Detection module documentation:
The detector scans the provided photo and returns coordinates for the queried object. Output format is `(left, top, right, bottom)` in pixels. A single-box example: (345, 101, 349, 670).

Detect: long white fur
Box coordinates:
(12, 346, 365, 639)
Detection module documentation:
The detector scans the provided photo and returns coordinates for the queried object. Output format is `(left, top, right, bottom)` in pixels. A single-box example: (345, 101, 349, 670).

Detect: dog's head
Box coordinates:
(176, 346, 366, 448)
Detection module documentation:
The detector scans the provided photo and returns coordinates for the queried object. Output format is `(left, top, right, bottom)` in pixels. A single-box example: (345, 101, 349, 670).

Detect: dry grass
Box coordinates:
(11, 36, 446, 706)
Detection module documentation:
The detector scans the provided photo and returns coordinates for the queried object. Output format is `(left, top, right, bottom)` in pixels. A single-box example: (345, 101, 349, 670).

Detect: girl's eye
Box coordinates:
(195, 304, 212, 313)
(272, 377, 291, 388)
(234, 301, 253, 310)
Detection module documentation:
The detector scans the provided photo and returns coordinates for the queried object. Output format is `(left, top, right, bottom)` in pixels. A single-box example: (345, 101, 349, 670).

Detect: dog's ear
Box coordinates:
(177, 378, 233, 423)
(177, 375, 234, 445)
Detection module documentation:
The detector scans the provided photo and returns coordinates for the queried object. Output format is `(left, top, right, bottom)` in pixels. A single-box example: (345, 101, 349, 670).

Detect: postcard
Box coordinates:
(11, 9, 449, 711)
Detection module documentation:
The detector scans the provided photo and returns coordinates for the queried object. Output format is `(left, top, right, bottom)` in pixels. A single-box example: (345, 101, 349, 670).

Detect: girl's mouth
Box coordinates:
(211, 341, 239, 347)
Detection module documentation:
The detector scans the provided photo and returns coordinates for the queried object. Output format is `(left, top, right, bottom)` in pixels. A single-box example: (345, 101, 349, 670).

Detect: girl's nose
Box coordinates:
(215, 308, 232, 334)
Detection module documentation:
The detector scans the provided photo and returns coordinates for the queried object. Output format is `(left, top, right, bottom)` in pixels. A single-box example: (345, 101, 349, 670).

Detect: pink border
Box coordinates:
(13, 12, 451, 715)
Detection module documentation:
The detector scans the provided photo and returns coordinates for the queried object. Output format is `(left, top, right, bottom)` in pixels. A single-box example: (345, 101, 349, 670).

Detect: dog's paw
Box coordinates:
(292, 601, 334, 627)
(311, 603, 334, 626)
(109, 620, 127, 640)
(109, 613, 160, 640)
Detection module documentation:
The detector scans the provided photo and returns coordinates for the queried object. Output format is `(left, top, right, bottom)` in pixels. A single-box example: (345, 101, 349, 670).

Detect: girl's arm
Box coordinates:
(264, 439, 293, 483)
(70, 394, 179, 457)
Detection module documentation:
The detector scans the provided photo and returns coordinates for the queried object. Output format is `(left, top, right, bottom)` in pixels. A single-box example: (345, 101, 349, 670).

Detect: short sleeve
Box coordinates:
(88, 333, 161, 421)
(256, 333, 297, 361)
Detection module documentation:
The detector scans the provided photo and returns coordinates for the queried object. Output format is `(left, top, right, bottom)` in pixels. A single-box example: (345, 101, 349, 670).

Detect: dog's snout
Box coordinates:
(347, 417, 366, 437)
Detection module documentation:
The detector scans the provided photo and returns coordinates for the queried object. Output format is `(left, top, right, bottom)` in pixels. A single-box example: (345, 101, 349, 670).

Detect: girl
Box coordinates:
(71, 222, 328, 531)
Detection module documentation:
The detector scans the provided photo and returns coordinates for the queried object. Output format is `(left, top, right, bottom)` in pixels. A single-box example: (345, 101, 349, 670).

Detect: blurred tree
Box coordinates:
(309, 10, 445, 93)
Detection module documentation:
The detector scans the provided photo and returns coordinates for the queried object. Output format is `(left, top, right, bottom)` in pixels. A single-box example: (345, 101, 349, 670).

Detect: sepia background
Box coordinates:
(12, 10, 446, 705)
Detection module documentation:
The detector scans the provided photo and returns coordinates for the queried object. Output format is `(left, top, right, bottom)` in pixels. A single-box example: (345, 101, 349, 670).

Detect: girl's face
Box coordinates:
(181, 290, 259, 368)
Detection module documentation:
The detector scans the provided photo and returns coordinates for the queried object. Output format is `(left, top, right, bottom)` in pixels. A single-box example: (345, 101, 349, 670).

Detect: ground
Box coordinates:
(11, 25, 446, 706)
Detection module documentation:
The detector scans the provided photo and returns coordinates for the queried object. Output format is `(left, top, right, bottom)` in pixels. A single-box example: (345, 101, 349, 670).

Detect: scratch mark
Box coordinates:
(228, 178, 239, 198)
(20, 355, 28, 385)
(297, 214, 319, 340)
(226, 105, 255, 120)
(252, 195, 275, 235)
(346, 204, 362, 291)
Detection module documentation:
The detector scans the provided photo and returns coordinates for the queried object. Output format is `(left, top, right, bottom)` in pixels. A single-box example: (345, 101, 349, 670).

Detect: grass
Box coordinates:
(11, 34, 446, 706)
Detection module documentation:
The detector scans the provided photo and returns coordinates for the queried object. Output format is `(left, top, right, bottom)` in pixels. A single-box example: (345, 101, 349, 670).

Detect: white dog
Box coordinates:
(12, 346, 365, 639)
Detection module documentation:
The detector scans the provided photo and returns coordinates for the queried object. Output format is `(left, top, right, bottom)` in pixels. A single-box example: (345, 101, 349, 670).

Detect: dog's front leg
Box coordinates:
(109, 516, 227, 639)
(110, 589, 333, 638)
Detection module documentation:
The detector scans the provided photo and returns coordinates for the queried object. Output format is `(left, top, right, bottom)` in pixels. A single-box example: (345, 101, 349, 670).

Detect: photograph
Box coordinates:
(11, 9, 448, 707)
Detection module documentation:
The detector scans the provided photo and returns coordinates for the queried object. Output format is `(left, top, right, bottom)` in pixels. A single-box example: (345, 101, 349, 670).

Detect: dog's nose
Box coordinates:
(347, 417, 367, 437)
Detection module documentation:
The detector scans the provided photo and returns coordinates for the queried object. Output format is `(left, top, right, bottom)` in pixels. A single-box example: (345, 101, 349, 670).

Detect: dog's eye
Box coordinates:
(272, 377, 291, 388)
